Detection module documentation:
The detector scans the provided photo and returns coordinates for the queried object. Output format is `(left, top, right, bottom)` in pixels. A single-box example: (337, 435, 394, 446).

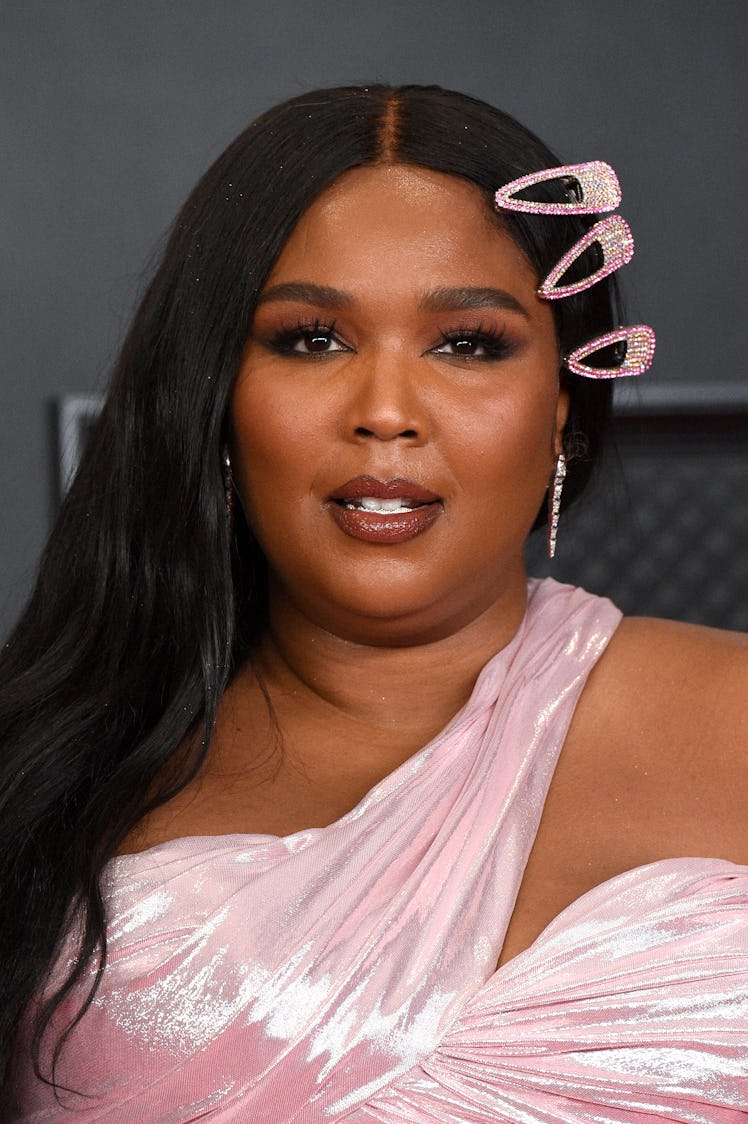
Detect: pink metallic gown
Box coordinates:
(11, 580, 748, 1121)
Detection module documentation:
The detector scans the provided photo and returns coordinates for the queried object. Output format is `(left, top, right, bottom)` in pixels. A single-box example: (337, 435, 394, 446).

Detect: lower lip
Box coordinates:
(328, 502, 442, 544)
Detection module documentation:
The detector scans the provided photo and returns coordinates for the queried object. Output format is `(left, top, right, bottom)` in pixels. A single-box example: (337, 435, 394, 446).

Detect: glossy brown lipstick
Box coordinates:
(327, 476, 442, 544)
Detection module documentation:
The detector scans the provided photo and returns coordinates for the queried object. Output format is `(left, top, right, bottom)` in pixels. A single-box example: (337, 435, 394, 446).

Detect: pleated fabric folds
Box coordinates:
(11, 580, 748, 1122)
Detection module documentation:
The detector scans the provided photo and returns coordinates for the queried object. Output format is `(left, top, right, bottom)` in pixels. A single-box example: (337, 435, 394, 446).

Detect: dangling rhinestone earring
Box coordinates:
(547, 453, 566, 559)
(222, 446, 234, 528)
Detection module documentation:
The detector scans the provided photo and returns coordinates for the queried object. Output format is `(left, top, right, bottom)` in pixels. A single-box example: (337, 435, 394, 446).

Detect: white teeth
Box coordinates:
(345, 497, 420, 514)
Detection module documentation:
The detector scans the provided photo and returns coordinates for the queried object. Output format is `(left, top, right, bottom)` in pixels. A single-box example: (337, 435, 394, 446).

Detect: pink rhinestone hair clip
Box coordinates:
(494, 161, 621, 215)
(496, 163, 633, 300)
(495, 161, 656, 378)
(538, 215, 634, 300)
(564, 325, 656, 379)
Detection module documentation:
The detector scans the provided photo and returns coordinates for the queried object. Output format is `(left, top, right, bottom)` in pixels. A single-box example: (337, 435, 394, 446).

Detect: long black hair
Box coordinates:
(0, 84, 620, 1088)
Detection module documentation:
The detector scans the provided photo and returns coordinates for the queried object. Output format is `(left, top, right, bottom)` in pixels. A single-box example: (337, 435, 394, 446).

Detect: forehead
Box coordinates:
(264, 164, 540, 295)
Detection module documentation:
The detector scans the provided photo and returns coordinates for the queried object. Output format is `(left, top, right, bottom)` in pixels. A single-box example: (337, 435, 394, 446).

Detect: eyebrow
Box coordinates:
(256, 282, 355, 308)
(421, 286, 529, 318)
(256, 281, 530, 319)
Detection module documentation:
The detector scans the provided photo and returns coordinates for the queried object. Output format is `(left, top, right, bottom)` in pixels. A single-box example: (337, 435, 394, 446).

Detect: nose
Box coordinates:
(343, 348, 427, 444)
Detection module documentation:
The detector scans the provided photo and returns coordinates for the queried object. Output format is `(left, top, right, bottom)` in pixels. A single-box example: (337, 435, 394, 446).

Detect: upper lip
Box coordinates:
(328, 475, 441, 504)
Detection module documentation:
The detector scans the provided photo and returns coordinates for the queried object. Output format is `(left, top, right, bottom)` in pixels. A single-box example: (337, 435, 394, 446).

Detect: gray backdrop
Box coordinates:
(2, 0, 746, 638)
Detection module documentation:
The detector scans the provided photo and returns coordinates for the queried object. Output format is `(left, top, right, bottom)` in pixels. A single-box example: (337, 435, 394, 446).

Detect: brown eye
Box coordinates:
(450, 338, 479, 355)
(432, 328, 513, 361)
(303, 331, 337, 353)
(266, 324, 350, 357)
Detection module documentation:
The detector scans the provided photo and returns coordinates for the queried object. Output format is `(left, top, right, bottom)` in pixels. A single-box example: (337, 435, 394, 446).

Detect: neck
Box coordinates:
(251, 575, 528, 743)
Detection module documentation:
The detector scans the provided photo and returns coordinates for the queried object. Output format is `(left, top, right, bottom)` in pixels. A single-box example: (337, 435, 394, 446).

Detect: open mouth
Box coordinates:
(327, 477, 442, 544)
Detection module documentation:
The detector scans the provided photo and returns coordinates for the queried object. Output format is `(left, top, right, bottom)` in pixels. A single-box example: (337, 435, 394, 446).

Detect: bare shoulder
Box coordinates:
(590, 615, 748, 751)
(564, 614, 748, 863)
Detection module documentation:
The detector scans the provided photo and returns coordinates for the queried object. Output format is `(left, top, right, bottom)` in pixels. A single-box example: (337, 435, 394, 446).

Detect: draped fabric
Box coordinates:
(11, 580, 748, 1121)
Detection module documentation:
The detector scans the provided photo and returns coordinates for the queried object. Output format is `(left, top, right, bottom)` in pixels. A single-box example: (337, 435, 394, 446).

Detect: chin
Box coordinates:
(311, 575, 522, 648)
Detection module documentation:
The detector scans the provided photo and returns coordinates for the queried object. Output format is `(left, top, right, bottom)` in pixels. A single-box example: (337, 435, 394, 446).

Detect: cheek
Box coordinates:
(229, 377, 328, 517)
(447, 387, 557, 500)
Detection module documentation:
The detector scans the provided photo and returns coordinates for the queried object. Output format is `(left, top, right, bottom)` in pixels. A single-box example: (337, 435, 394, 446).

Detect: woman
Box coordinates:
(2, 84, 746, 1121)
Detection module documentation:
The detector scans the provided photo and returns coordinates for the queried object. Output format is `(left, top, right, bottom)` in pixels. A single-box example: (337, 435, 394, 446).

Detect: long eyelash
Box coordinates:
(438, 323, 512, 358)
(265, 318, 338, 353)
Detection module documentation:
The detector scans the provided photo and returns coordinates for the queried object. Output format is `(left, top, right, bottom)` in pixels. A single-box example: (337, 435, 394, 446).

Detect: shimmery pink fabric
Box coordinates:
(11, 580, 748, 1122)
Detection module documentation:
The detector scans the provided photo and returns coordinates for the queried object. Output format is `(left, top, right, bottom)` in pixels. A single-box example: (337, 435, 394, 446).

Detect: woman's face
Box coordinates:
(230, 164, 567, 645)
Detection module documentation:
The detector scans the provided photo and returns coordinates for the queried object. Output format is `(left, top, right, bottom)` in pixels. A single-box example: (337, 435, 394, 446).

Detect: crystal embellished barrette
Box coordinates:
(496, 160, 655, 377)
(564, 325, 656, 379)
(494, 161, 622, 215)
(538, 214, 634, 300)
